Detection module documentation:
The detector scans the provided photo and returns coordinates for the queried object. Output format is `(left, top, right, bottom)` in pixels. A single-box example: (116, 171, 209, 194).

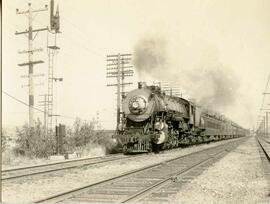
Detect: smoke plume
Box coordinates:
(133, 37, 168, 78)
(133, 36, 240, 111)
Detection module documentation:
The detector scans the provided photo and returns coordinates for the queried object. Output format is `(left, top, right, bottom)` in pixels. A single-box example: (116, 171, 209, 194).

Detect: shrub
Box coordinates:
(14, 117, 116, 158)
(1, 129, 8, 152)
(64, 118, 115, 154)
(15, 119, 56, 158)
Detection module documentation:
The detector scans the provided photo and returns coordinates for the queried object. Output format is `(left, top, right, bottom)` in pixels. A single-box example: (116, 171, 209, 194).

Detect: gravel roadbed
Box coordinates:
(2, 146, 106, 170)
(170, 136, 268, 204)
(3, 139, 239, 203)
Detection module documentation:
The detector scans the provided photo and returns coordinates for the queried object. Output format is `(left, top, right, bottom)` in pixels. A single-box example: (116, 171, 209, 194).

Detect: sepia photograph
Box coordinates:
(2, 0, 270, 203)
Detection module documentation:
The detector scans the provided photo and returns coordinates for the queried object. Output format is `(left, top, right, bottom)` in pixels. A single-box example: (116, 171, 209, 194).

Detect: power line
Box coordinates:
(4, 3, 104, 60)
(3, 90, 45, 113)
(2, 91, 103, 123)
(4, 3, 106, 68)
(60, 16, 104, 56)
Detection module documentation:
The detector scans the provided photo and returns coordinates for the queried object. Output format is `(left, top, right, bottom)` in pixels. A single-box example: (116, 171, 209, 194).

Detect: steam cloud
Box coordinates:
(133, 36, 240, 111)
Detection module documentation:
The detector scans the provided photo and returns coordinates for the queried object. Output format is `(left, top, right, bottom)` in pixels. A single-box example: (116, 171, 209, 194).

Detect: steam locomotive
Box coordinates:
(117, 82, 246, 154)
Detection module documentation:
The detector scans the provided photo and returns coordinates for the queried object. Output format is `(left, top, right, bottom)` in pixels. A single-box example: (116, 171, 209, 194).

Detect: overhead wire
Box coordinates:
(4, 3, 105, 60)
(3, 91, 45, 113)
(2, 91, 96, 122)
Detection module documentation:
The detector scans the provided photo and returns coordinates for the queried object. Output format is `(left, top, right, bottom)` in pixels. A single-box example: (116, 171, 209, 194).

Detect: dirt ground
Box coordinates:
(170, 136, 269, 204)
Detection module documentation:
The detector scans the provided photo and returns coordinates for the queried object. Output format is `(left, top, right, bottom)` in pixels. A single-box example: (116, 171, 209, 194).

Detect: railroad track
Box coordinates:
(256, 136, 270, 197)
(35, 137, 246, 203)
(2, 154, 131, 181)
(257, 137, 270, 161)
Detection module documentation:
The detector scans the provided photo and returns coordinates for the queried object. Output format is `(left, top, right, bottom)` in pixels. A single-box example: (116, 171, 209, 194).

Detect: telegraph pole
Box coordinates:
(16, 3, 48, 128)
(106, 53, 133, 132)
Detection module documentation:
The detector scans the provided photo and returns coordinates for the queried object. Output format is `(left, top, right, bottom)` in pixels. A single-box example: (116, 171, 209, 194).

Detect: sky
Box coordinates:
(2, 0, 270, 131)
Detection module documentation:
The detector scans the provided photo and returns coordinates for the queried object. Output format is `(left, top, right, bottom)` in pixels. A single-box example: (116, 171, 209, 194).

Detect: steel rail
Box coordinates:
(257, 137, 270, 161)
(120, 150, 227, 203)
(3, 138, 241, 181)
(2, 154, 130, 181)
(3, 154, 121, 172)
(35, 137, 246, 203)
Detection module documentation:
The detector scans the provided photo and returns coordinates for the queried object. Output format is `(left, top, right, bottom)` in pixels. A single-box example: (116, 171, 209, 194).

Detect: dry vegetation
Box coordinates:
(2, 118, 117, 167)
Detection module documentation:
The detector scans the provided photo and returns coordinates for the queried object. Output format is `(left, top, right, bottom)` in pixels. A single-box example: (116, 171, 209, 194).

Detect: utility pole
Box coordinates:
(257, 115, 265, 137)
(261, 116, 266, 137)
(106, 53, 133, 132)
(264, 117, 266, 137)
(38, 94, 50, 136)
(261, 111, 270, 138)
(266, 112, 269, 138)
(260, 104, 270, 138)
(96, 111, 102, 130)
(16, 3, 48, 128)
(47, 0, 62, 136)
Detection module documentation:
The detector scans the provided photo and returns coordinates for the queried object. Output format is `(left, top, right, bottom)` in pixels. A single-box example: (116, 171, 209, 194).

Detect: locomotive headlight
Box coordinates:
(129, 95, 148, 114)
(132, 102, 139, 108)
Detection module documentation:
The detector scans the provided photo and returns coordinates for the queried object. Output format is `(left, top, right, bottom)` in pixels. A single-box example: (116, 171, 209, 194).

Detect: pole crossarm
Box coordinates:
(18, 60, 44, 66)
(107, 82, 133, 87)
(107, 54, 131, 57)
(107, 61, 130, 66)
(15, 27, 48, 35)
(107, 66, 133, 70)
(106, 75, 133, 78)
(21, 74, 45, 78)
(16, 7, 48, 15)
(18, 48, 43, 54)
(106, 58, 132, 61)
(21, 83, 44, 87)
(48, 45, 60, 50)
(107, 70, 134, 75)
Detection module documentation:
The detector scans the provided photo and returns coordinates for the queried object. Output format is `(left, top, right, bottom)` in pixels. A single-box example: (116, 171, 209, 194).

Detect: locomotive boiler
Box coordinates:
(119, 82, 246, 154)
